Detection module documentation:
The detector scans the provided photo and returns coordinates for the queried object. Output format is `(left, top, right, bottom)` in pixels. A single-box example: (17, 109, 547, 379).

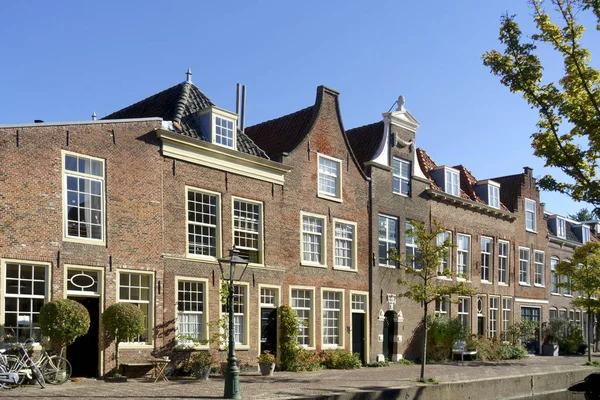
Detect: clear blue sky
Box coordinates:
(1, 0, 597, 217)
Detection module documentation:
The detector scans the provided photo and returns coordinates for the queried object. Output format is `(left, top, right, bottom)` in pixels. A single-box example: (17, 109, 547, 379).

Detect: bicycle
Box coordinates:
(0, 340, 45, 388)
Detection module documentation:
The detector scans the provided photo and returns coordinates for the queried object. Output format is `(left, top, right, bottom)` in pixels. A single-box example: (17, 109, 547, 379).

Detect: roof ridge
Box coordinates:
(346, 120, 383, 134)
(247, 105, 313, 130)
(102, 82, 183, 120)
(173, 82, 192, 123)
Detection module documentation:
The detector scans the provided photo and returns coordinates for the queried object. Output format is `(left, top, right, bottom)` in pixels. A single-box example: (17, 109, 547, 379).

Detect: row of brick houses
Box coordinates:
(0, 72, 595, 377)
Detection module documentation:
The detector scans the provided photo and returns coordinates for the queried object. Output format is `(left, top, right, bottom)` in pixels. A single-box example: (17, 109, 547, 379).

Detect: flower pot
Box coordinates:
(193, 365, 211, 380)
(542, 344, 559, 356)
(259, 362, 275, 376)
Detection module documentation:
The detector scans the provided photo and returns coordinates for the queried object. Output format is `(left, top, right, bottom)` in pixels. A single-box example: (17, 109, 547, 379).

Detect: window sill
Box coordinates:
(317, 193, 343, 203)
(63, 236, 106, 246)
(301, 262, 327, 269)
(534, 284, 545, 288)
(525, 229, 537, 234)
(392, 192, 410, 198)
(551, 292, 561, 296)
(436, 276, 452, 281)
(457, 278, 467, 282)
(185, 254, 219, 264)
(481, 281, 492, 285)
(120, 343, 154, 349)
(333, 266, 358, 273)
(564, 294, 573, 298)
(519, 282, 531, 287)
(379, 264, 397, 269)
(498, 283, 508, 286)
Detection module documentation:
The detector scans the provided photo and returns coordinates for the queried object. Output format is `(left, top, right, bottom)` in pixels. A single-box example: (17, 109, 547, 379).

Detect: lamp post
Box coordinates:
(218, 246, 249, 400)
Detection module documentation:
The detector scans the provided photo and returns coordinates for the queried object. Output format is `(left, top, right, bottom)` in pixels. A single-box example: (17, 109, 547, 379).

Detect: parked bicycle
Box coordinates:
(0, 340, 45, 388)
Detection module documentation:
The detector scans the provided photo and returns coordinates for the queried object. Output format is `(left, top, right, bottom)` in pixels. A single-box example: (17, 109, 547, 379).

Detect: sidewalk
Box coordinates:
(1, 354, 598, 400)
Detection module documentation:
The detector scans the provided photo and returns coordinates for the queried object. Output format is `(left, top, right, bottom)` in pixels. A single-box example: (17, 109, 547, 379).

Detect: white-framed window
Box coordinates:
(176, 278, 207, 344)
(405, 221, 420, 270)
(519, 247, 530, 285)
(502, 297, 512, 340)
(556, 218, 566, 238)
(301, 213, 326, 266)
(392, 157, 411, 196)
(549, 308, 558, 320)
(498, 240, 509, 284)
(534, 251, 545, 286)
(3, 261, 49, 343)
(67, 267, 101, 296)
(221, 284, 248, 345)
(458, 297, 470, 327)
(233, 198, 262, 264)
(435, 296, 449, 316)
(550, 257, 560, 294)
(63, 151, 105, 243)
(291, 288, 313, 347)
(582, 225, 591, 243)
(564, 275, 572, 296)
(489, 296, 499, 338)
(322, 290, 343, 347)
(118, 271, 152, 344)
(351, 293, 367, 313)
(318, 154, 342, 200)
(378, 215, 398, 267)
(215, 115, 235, 148)
(334, 220, 357, 270)
(445, 168, 459, 196)
(525, 199, 536, 232)
(481, 237, 492, 282)
(457, 234, 471, 278)
(187, 188, 220, 258)
(436, 231, 451, 275)
(488, 184, 500, 209)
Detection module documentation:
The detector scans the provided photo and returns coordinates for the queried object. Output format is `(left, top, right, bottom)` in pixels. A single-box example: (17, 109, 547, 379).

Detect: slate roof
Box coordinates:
(416, 148, 509, 211)
(345, 121, 385, 169)
(489, 173, 523, 213)
(244, 106, 314, 160)
(103, 81, 268, 159)
(546, 216, 589, 244)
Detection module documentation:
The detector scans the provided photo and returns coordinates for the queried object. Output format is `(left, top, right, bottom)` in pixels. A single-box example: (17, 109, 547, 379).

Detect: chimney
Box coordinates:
(240, 84, 246, 132)
(523, 166, 533, 176)
(92, 111, 97, 121)
(540, 203, 546, 215)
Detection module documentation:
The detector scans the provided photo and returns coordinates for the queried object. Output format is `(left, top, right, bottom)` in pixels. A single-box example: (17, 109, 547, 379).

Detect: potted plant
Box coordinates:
(102, 303, 146, 381)
(39, 299, 91, 357)
(257, 350, 276, 376)
(542, 318, 566, 356)
(187, 351, 213, 380)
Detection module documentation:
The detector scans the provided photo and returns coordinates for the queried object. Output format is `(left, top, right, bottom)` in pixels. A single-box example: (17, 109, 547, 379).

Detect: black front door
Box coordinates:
(260, 308, 277, 355)
(521, 307, 541, 354)
(352, 313, 365, 364)
(383, 311, 395, 361)
(67, 297, 99, 377)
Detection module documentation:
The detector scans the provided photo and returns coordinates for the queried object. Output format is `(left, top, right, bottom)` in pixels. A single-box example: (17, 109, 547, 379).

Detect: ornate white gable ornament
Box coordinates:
(396, 95, 406, 111)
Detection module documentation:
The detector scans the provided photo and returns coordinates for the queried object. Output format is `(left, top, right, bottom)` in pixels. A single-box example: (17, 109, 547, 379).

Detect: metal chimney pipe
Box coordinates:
(241, 85, 246, 132)
(236, 83, 241, 116)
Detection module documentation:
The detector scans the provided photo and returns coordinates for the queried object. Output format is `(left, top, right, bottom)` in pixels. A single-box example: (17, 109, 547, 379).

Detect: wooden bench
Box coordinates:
(120, 362, 153, 377)
(452, 341, 477, 362)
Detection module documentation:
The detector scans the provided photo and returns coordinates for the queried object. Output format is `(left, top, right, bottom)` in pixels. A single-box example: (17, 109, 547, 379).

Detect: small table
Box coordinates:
(148, 358, 170, 383)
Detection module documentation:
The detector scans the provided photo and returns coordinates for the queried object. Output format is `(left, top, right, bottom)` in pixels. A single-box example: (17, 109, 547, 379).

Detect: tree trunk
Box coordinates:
(115, 341, 120, 375)
(587, 308, 592, 363)
(420, 303, 428, 381)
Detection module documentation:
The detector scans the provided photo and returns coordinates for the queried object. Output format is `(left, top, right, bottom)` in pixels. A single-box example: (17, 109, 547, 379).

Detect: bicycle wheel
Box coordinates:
(30, 364, 45, 388)
(4, 355, 25, 387)
(41, 356, 71, 384)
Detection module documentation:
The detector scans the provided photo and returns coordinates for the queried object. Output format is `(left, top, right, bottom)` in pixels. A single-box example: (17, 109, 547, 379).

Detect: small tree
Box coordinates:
(389, 220, 474, 381)
(277, 304, 300, 371)
(40, 299, 90, 356)
(556, 241, 600, 362)
(102, 303, 145, 375)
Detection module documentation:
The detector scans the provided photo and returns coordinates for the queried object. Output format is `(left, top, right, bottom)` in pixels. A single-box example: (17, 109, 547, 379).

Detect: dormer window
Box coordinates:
(475, 180, 500, 209)
(556, 218, 566, 239)
(582, 225, 590, 243)
(488, 185, 500, 209)
(445, 169, 459, 196)
(215, 116, 234, 148)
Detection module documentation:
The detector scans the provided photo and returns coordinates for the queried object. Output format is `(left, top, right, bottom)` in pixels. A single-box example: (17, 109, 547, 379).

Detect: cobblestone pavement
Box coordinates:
(1, 355, 598, 400)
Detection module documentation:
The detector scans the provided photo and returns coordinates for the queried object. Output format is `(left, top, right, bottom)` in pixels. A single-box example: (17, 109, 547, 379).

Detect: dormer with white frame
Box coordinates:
(430, 166, 460, 197)
(548, 215, 567, 239)
(195, 106, 239, 150)
(474, 180, 501, 209)
(573, 223, 591, 243)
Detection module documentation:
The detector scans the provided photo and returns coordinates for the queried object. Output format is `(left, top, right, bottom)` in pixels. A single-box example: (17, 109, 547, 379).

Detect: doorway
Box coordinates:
(67, 297, 99, 377)
(521, 306, 541, 354)
(352, 313, 365, 363)
(383, 311, 395, 361)
(260, 308, 277, 355)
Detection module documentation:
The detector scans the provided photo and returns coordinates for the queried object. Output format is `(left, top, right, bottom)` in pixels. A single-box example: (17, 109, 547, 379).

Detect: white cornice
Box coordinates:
(426, 188, 516, 221)
(156, 129, 290, 185)
(383, 110, 420, 133)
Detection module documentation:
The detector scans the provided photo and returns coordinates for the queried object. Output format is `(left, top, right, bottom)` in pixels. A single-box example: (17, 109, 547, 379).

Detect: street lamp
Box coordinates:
(218, 246, 249, 400)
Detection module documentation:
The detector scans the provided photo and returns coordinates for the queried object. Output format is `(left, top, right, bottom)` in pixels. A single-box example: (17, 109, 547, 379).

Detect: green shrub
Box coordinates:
(500, 343, 528, 360)
(559, 322, 585, 355)
(40, 299, 90, 353)
(395, 358, 414, 365)
(322, 349, 361, 370)
(277, 305, 300, 371)
(367, 361, 390, 368)
(294, 348, 323, 371)
(426, 315, 467, 361)
(102, 303, 145, 375)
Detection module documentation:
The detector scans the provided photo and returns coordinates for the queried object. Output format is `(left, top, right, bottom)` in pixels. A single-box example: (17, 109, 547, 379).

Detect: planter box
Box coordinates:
(259, 362, 275, 376)
(542, 344, 559, 356)
(193, 365, 211, 380)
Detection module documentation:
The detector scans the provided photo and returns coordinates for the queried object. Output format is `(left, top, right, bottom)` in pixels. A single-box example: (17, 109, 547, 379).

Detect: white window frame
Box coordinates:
(582, 225, 591, 243)
(481, 236, 492, 283)
(186, 187, 221, 259)
(445, 167, 460, 197)
(405, 220, 420, 270)
(220, 282, 250, 348)
(525, 199, 536, 232)
(65, 265, 103, 297)
(300, 212, 327, 267)
(457, 234, 471, 279)
(392, 157, 411, 196)
(214, 114, 235, 149)
(62, 150, 106, 245)
(435, 295, 449, 316)
(498, 240, 509, 285)
(458, 297, 471, 328)
(436, 231, 451, 277)
(317, 153, 342, 202)
(564, 275, 572, 296)
(556, 218, 566, 239)
(333, 219, 357, 271)
(489, 296, 499, 338)
(502, 297, 512, 341)
(117, 270, 154, 346)
(1, 259, 51, 344)
(258, 285, 280, 352)
(232, 197, 263, 265)
(321, 288, 344, 348)
(488, 184, 500, 209)
(378, 214, 398, 268)
(290, 286, 315, 349)
(534, 250, 545, 287)
(550, 257, 560, 294)
(519, 247, 531, 285)
(175, 277, 209, 349)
